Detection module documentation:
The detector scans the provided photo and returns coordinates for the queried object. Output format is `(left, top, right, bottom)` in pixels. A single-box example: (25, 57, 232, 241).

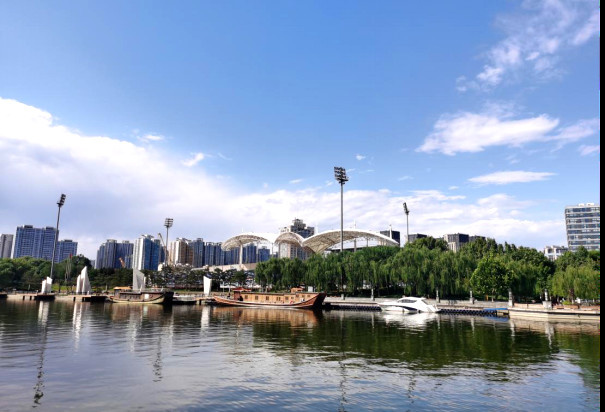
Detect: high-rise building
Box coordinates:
(279, 218, 315, 260)
(224, 248, 240, 266)
(565, 203, 600, 251)
(258, 246, 271, 262)
(0, 234, 13, 258)
(56, 239, 78, 262)
(242, 243, 256, 264)
(169, 238, 194, 265)
(95, 240, 133, 269)
(189, 238, 205, 268)
(133, 235, 163, 270)
(443, 233, 470, 252)
(13, 225, 61, 261)
(203, 242, 224, 266)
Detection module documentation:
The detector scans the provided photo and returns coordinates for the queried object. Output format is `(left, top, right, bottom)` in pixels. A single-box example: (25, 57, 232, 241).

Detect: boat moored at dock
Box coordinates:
(377, 296, 440, 313)
(107, 268, 173, 304)
(213, 289, 326, 309)
(108, 287, 174, 304)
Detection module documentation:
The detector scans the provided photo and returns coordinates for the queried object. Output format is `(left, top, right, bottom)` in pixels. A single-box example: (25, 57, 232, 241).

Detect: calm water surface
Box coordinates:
(0, 300, 600, 411)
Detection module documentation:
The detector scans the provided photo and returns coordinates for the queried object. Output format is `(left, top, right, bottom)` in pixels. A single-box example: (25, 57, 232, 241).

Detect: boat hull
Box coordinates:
(214, 292, 326, 310)
(508, 307, 600, 323)
(109, 290, 174, 305)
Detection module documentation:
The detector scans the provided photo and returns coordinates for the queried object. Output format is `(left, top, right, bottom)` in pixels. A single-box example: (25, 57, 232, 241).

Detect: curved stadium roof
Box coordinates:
(222, 229, 399, 254)
(302, 229, 399, 253)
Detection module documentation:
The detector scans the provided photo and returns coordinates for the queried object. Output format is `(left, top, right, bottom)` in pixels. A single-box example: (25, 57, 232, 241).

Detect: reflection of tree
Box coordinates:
(245, 311, 564, 375)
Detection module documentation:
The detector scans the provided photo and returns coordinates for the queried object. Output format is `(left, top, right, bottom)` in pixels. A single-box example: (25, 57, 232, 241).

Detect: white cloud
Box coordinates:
(551, 119, 600, 144)
(578, 145, 600, 156)
(468, 171, 555, 185)
(138, 133, 164, 142)
(418, 104, 598, 155)
(459, 1, 598, 90)
(397, 176, 413, 181)
(355, 154, 366, 161)
(0, 98, 568, 256)
(182, 152, 206, 167)
(289, 179, 303, 184)
(572, 10, 600, 45)
(448, 186, 459, 190)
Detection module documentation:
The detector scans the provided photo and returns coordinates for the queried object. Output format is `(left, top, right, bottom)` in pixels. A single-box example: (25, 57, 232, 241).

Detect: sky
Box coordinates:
(0, 0, 600, 259)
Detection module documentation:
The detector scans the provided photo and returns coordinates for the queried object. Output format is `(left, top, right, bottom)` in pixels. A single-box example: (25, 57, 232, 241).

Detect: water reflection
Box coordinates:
(0, 300, 599, 411)
(380, 312, 439, 329)
(34, 301, 50, 407)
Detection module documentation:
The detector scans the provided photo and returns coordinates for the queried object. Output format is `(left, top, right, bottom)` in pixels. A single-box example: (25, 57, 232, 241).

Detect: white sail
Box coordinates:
(133, 268, 145, 291)
(41, 276, 53, 293)
(203, 275, 212, 297)
(75, 267, 91, 294)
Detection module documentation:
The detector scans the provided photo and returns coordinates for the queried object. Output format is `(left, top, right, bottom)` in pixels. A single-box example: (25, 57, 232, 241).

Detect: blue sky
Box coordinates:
(0, 0, 600, 258)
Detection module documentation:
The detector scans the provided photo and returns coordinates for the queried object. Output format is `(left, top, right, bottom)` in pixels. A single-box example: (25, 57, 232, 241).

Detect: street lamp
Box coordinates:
(49, 194, 66, 281)
(164, 218, 173, 265)
(403, 202, 410, 245)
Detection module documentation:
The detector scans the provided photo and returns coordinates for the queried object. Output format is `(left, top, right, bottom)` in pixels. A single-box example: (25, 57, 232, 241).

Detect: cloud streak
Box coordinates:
(459, 1, 599, 91)
(469, 171, 555, 185)
(417, 105, 599, 155)
(182, 152, 206, 167)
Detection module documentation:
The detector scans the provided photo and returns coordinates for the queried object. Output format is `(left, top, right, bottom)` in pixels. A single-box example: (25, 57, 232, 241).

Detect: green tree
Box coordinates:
(470, 255, 510, 300)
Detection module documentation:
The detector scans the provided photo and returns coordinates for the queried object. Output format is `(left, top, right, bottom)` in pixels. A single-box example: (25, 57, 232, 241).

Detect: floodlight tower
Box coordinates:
(49, 194, 66, 281)
(334, 167, 349, 253)
(164, 218, 174, 265)
(403, 202, 410, 245)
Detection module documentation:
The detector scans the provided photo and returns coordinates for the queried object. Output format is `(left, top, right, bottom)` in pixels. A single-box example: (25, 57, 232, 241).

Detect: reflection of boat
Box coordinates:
(213, 290, 326, 309)
(212, 306, 321, 326)
(509, 318, 601, 335)
(381, 312, 439, 328)
(377, 296, 440, 313)
(172, 294, 199, 305)
(108, 268, 173, 304)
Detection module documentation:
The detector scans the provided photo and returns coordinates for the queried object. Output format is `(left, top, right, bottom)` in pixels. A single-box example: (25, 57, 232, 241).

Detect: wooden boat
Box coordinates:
(213, 289, 326, 310)
(108, 268, 173, 305)
(108, 287, 174, 304)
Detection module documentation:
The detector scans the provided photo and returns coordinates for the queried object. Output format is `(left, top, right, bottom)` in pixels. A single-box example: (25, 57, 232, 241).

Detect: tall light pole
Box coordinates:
(164, 218, 173, 265)
(334, 167, 348, 252)
(403, 202, 410, 245)
(49, 194, 66, 281)
(334, 167, 348, 297)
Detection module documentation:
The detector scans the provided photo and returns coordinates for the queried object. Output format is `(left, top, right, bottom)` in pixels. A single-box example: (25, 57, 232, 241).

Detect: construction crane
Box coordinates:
(157, 233, 170, 266)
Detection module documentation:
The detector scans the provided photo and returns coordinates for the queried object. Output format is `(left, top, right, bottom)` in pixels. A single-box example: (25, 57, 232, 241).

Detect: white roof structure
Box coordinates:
(222, 229, 399, 254)
(302, 229, 399, 253)
(222, 232, 278, 250)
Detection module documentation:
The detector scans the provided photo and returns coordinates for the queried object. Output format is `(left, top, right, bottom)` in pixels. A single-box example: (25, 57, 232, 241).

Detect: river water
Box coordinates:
(0, 299, 599, 411)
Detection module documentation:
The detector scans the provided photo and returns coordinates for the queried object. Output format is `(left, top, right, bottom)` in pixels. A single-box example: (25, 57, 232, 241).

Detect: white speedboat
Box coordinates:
(377, 296, 440, 313)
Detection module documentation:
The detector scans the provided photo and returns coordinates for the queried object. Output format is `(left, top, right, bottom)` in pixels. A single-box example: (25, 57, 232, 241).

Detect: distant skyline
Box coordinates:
(0, 1, 600, 259)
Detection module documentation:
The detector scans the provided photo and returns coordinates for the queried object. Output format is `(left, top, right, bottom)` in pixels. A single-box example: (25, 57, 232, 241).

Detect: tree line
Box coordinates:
(254, 237, 599, 302)
(0, 237, 599, 302)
